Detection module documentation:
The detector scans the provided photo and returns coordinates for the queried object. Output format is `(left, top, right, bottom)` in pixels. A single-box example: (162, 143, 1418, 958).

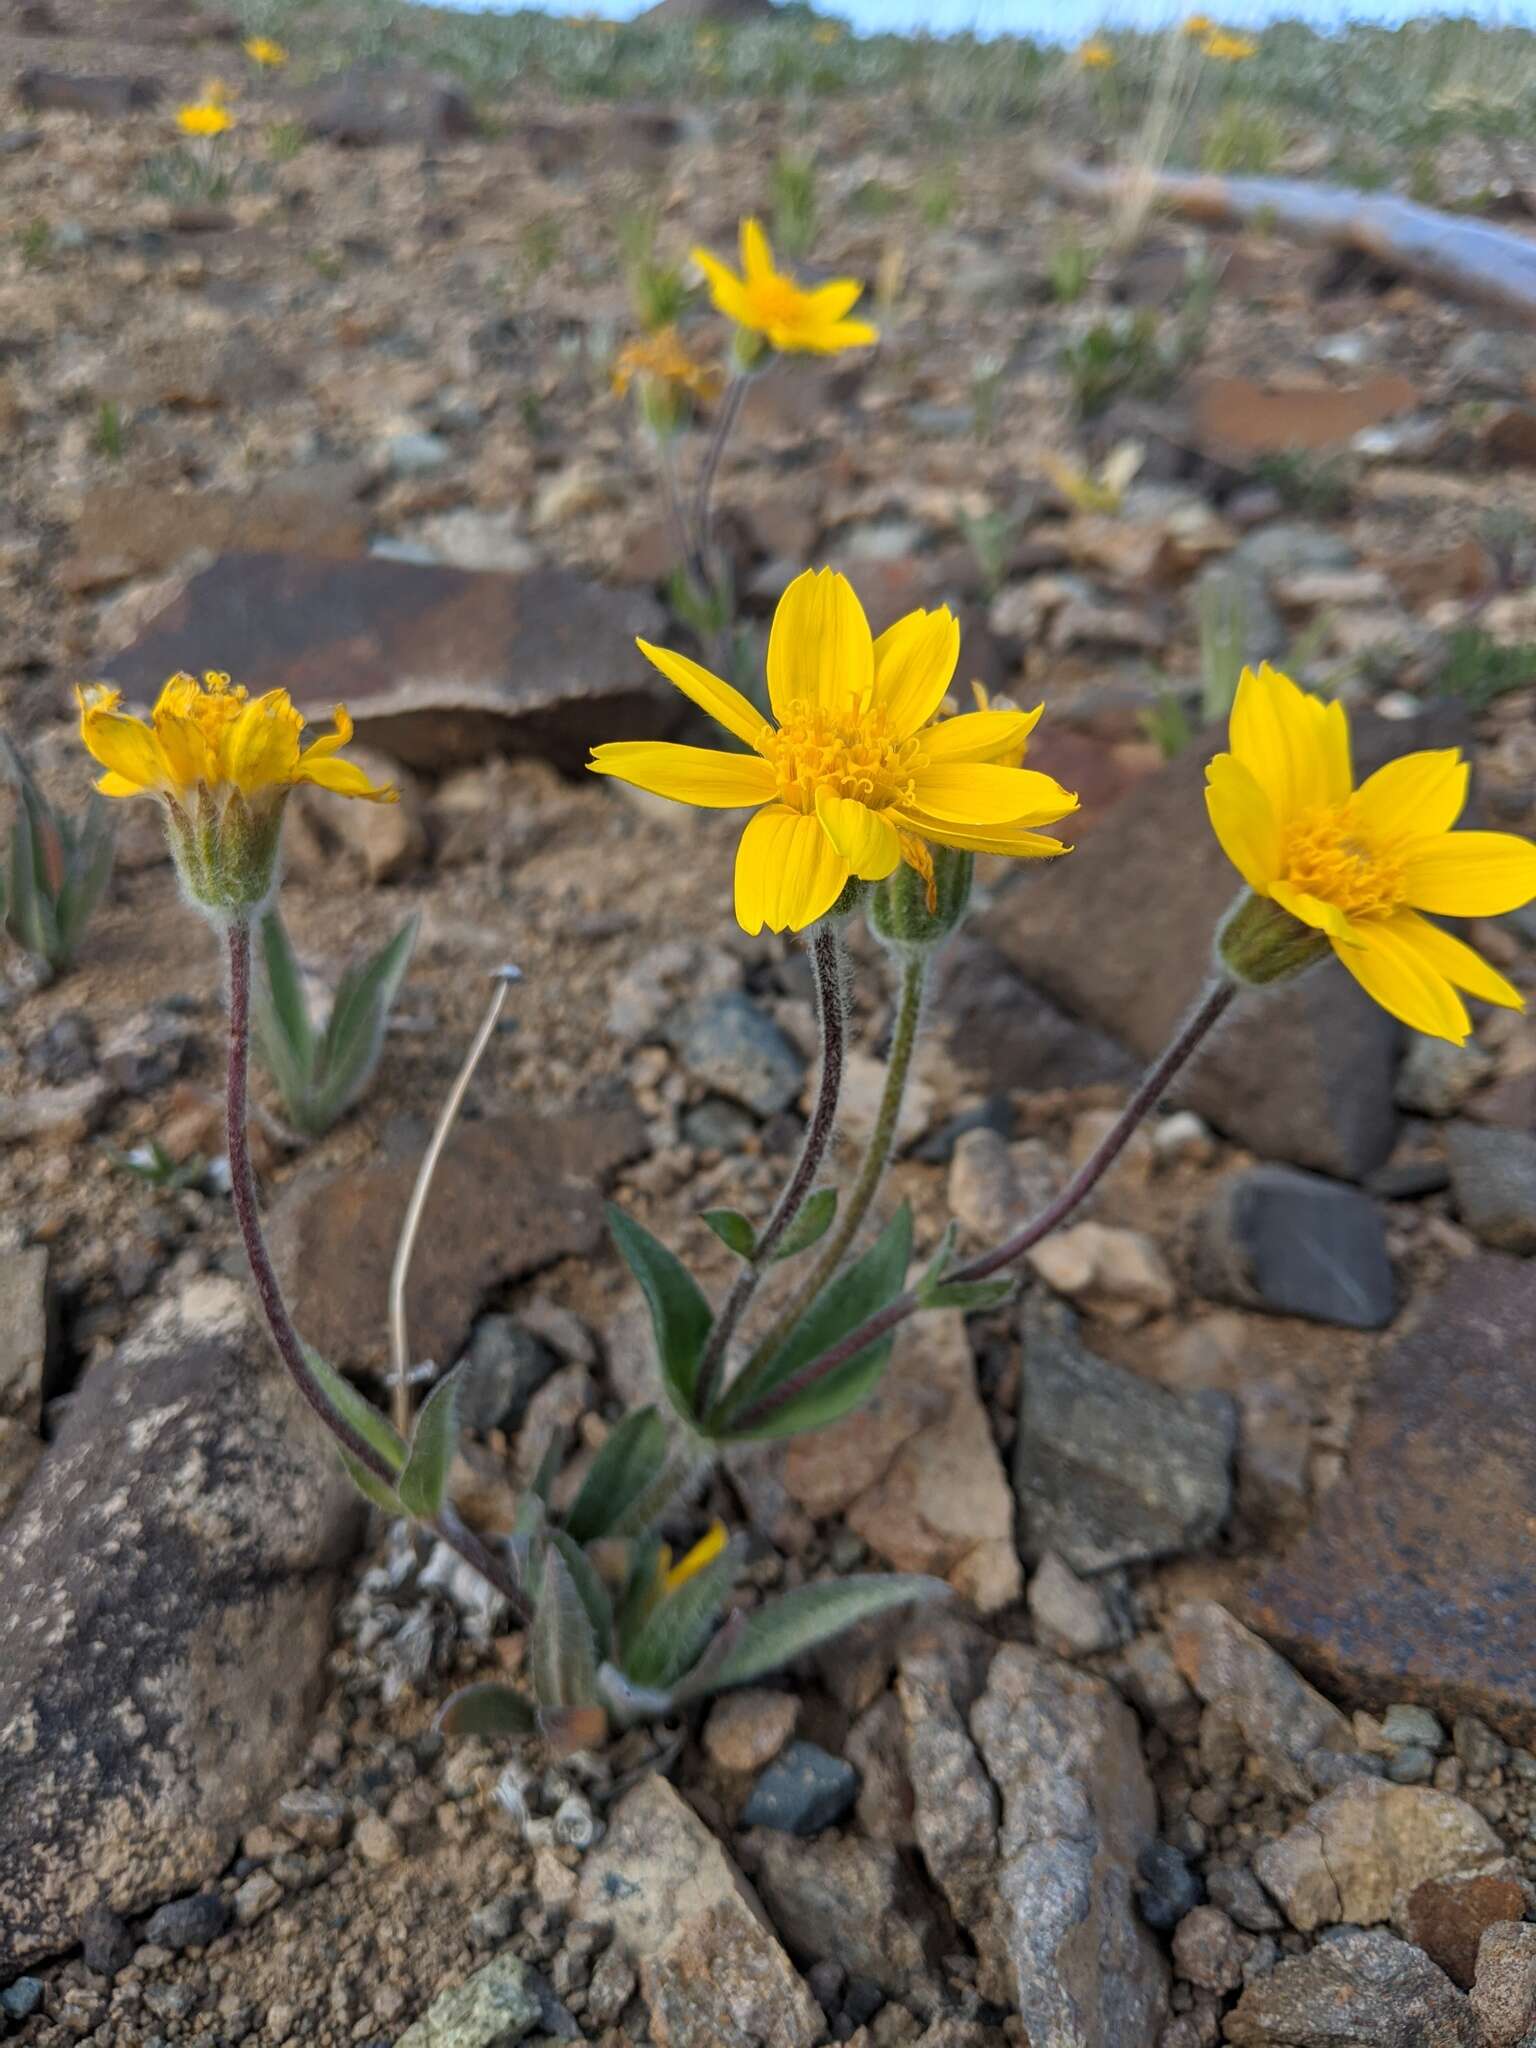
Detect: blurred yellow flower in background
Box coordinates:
(1208, 664, 1536, 1042)
(1182, 13, 1217, 32)
(176, 101, 234, 137)
(589, 568, 1076, 935)
(242, 37, 288, 68)
(1202, 29, 1259, 59)
(1078, 36, 1116, 69)
(692, 219, 877, 357)
(612, 327, 722, 404)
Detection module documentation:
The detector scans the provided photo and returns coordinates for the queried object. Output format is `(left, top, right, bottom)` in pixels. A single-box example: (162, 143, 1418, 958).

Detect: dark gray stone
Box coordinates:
(24, 1011, 96, 1085)
(0, 1978, 43, 2019)
(740, 1742, 858, 1836)
(933, 939, 1136, 1097)
(0, 1282, 360, 1970)
(1225, 1927, 1479, 2046)
(666, 993, 804, 1119)
(1136, 1841, 1204, 1932)
(142, 1892, 229, 1952)
(79, 1902, 133, 1977)
(680, 1097, 757, 1153)
(456, 1317, 558, 1435)
(1206, 1862, 1283, 1934)
(1193, 1166, 1395, 1329)
(1014, 1297, 1235, 1572)
(1446, 1124, 1536, 1254)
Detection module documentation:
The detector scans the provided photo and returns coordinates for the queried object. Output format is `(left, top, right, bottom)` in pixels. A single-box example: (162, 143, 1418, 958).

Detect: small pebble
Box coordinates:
(1454, 1714, 1509, 1776)
(143, 1892, 229, 1953)
(79, 1902, 134, 1978)
(1386, 1744, 1436, 1784)
(1380, 1703, 1445, 1751)
(0, 1979, 44, 2021)
(740, 1741, 858, 1835)
(1137, 1840, 1204, 1931)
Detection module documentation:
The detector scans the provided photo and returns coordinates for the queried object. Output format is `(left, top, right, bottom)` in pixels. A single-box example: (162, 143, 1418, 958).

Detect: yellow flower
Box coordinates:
(691, 219, 877, 358)
(1202, 29, 1259, 58)
(611, 327, 722, 405)
(1078, 36, 1116, 69)
(1182, 12, 1217, 31)
(243, 36, 288, 67)
(1207, 664, 1536, 1044)
(589, 568, 1077, 936)
(77, 671, 394, 912)
(1041, 439, 1145, 516)
(658, 1520, 728, 1595)
(176, 102, 234, 137)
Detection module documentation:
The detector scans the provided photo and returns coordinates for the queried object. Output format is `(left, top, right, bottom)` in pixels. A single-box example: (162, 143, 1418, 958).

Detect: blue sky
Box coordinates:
(448, 0, 1527, 35)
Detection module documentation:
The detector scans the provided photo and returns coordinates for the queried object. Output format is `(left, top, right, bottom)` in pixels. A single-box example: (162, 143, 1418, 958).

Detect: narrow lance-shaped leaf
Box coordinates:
(257, 907, 315, 1076)
(606, 1204, 713, 1419)
(313, 912, 419, 1126)
(531, 1545, 599, 1708)
(564, 1406, 669, 1545)
(53, 797, 115, 962)
(919, 1277, 1018, 1313)
(674, 1574, 950, 1700)
(702, 1208, 756, 1259)
(302, 1342, 408, 1510)
(397, 1364, 462, 1519)
(708, 1204, 913, 1439)
(622, 1537, 742, 1693)
(546, 1528, 614, 1662)
(771, 1187, 837, 1262)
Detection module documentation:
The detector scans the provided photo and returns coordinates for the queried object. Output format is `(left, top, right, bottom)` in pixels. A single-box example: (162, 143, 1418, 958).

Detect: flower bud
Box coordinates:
(166, 784, 287, 917)
(869, 848, 973, 951)
(1216, 889, 1331, 988)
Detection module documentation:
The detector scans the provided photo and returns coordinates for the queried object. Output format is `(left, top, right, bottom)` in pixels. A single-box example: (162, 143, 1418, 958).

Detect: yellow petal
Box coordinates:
(1205, 752, 1281, 894)
(814, 789, 900, 880)
(297, 704, 355, 763)
(1229, 663, 1345, 823)
(661, 1520, 728, 1593)
(871, 607, 960, 736)
(588, 741, 775, 809)
(788, 317, 878, 354)
(1270, 880, 1359, 945)
(910, 761, 1075, 825)
(635, 639, 767, 750)
(1400, 830, 1536, 917)
(691, 245, 749, 321)
(1333, 918, 1471, 1044)
(765, 568, 874, 722)
(298, 753, 398, 803)
(923, 705, 1043, 764)
(802, 278, 864, 323)
(225, 692, 304, 795)
(77, 690, 165, 793)
(95, 770, 153, 799)
(733, 804, 850, 934)
(740, 217, 774, 281)
(896, 813, 1072, 859)
(1352, 748, 1468, 840)
(1389, 910, 1523, 1011)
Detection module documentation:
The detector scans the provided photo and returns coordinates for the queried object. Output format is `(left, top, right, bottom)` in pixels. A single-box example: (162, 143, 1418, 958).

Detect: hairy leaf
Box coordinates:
(531, 1545, 599, 1708)
(304, 1343, 407, 1476)
(397, 1365, 462, 1520)
(437, 1681, 538, 1738)
(771, 1187, 837, 1261)
(310, 912, 419, 1131)
(622, 1538, 741, 1694)
(702, 1207, 756, 1259)
(677, 1574, 949, 1698)
(918, 1277, 1018, 1313)
(564, 1406, 669, 1545)
(606, 1204, 713, 1419)
(546, 1528, 614, 1661)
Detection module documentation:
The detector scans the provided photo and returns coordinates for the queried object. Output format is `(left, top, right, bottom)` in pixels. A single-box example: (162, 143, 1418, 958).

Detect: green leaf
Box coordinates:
(622, 1538, 740, 1693)
(303, 1343, 408, 1476)
(918, 1277, 1018, 1313)
(920, 1220, 958, 1291)
(397, 1365, 462, 1519)
(437, 1681, 538, 1738)
(258, 908, 315, 1065)
(309, 912, 418, 1132)
(606, 1204, 713, 1420)
(771, 1187, 837, 1262)
(676, 1574, 949, 1699)
(702, 1207, 756, 1259)
(54, 798, 114, 963)
(709, 1203, 913, 1437)
(564, 1407, 669, 1545)
(337, 1448, 407, 1516)
(531, 1545, 599, 1708)
(546, 1528, 614, 1661)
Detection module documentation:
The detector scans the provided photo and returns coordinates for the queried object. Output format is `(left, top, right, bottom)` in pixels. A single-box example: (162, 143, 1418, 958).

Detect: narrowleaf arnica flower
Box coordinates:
(692, 220, 877, 360)
(176, 101, 234, 137)
(589, 568, 1077, 936)
(242, 36, 288, 67)
(77, 671, 395, 915)
(612, 327, 723, 433)
(1078, 36, 1116, 68)
(1208, 663, 1536, 1043)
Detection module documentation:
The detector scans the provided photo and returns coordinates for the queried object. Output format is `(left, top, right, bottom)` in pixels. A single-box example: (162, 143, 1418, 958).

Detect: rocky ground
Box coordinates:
(5, 1, 1536, 2043)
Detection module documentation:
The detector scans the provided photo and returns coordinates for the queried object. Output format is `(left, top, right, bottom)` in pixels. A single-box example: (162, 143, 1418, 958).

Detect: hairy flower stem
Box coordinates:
(728, 976, 1235, 1433)
(692, 370, 750, 587)
(225, 917, 532, 1623)
(692, 918, 847, 1422)
(749, 948, 926, 1372)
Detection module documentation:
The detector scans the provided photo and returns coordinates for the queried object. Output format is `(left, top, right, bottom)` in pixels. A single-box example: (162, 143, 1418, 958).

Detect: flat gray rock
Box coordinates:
(1193, 1166, 1395, 1328)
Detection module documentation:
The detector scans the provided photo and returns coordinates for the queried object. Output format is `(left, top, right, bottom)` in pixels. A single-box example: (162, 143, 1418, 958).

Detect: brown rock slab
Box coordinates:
(1402, 1865, 1531, 1990)
(979, 719, 1448, 1180)
(296, 63, 479, 147)
(100, 552, 670, 774)
(70, 471, 367, 585)
(1247, 1255, 1536, 1745)
(16, 69, 161, 113)
(1194, 373, 1421, 456)
(783, 1311, 1021, 1612)
(270, 1107, 647, 1375)
(576, 1774, 823, 2048)
(0, 1280, 359, 1969)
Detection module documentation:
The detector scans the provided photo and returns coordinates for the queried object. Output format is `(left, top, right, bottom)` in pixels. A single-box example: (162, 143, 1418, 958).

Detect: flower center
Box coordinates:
(761, 702, 925, 815)
(747, 276, 806, 329)
(1281, 801, 1405, 921)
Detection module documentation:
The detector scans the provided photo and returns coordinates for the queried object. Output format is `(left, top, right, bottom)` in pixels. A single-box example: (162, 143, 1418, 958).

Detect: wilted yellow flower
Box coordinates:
(176, 102, 234, 137)
(77, 671, 394, 911)
(611, 326, 722, 405)
(590, 568, 1076, 935)
(691, 219, 877, 358)
(658, 1521, 728, 1595)
(242, 36, 288, 67)
(1041, 439, 1145, 515)
(1202, 28, 1259, 58)
(1078, 36, 1116, 69)
(1208, 664, 1536, 1043)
